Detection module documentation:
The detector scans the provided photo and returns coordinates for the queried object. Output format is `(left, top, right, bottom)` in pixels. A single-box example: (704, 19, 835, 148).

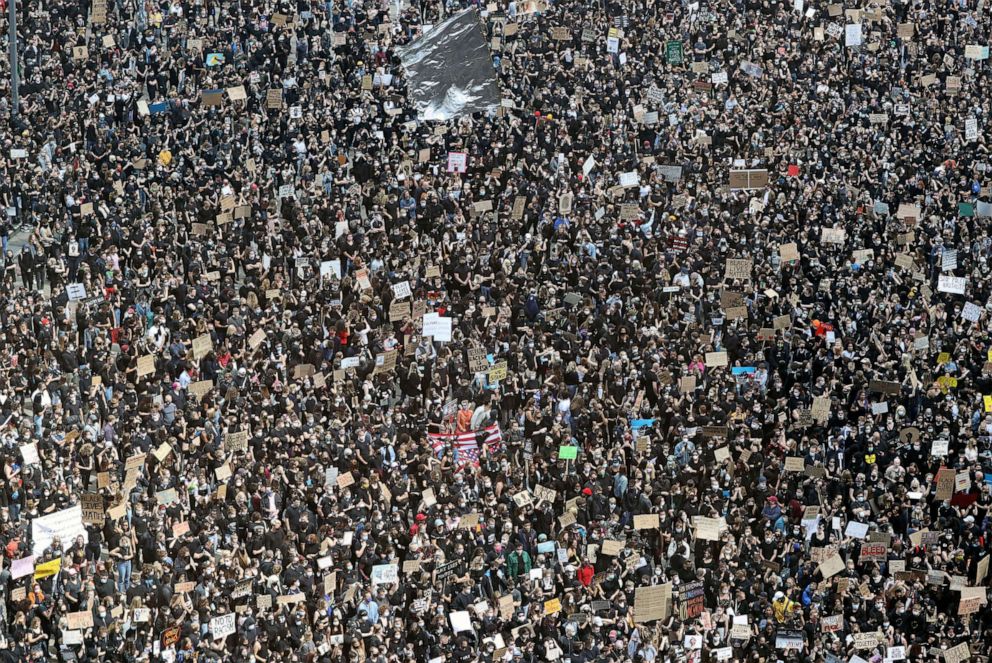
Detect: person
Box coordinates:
(506, 542, 532, 579)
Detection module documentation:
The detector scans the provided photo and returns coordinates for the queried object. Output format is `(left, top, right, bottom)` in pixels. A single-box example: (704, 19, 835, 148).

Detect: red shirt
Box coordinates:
(577, 564, 594, 587)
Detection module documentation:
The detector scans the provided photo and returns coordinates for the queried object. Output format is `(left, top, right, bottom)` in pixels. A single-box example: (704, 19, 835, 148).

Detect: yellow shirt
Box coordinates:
(773, 597, 796, 623)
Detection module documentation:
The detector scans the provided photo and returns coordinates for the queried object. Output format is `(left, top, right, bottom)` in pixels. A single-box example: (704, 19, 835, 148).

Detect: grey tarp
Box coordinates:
(397, 10, 500, 121)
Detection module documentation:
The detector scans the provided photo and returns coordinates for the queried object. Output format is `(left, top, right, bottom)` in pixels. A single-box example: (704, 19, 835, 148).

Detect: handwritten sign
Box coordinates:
(633, 513, 659, 530)
(136, 354, 156, 377)
(724, 259, 753, 281)
(67, 611, 95, 630)
(446, 152, 468, 173)
(634, 584, 671, 623)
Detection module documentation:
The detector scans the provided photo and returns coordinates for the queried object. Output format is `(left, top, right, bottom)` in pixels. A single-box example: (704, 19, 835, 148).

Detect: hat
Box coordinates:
(767, 496, 778, 503)
(582, 487, 593, 496)
(774, 591, 785, 601)
(415, 513, 427, 522)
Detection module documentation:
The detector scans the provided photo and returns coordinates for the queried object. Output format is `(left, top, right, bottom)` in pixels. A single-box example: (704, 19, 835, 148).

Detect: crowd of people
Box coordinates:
(0, 0, 990, 659)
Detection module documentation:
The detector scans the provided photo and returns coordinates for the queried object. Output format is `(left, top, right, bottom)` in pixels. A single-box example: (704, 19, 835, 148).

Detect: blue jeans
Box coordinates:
(117, 559, 132, 592)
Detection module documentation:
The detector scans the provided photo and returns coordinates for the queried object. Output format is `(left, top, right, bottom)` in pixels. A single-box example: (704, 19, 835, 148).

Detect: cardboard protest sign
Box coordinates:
(818, 553, 844, 579)
(633, 584, 671, 622)
(821, 227, 846, 243)
(704, 352, 729, 367)
(337, 472, 355, 489)
(694, 517, 721, 541)
(67, 611, 95, 630)
(784, 457, 805, 472)
(728, 169, 768, 190)
(724, 259, 753, 281)
(192, 334, 213, 359)
(633, 513, 659, 529)
(779, 243, 800, 262)
(188, 380, 214, 398)
(136, 354, 156, 377)
(201, 89, 224, 106)
(943, 643, 969, 663)
(935, 468, 955, 501)
(81, 494, 104, 525)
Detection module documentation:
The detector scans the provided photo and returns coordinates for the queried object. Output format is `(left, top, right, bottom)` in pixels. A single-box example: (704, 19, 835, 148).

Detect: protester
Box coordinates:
(0, 0, 990, 660)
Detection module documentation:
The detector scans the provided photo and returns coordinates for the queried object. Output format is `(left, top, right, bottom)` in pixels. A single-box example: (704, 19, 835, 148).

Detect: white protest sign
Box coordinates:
(371, 563, 399, 585)
(845, 521, 869, 539)
(941, 249, 957, 271)
(320, 260, 342, 279)
(582, 154, 596, 176)
(31, 505, 87, 555)
(392, 281, 412, 300)
(11, 555, 35, 579)
(845, 24, 863, 46)
(20, 443, 40, 466)
(446, 152, 467, 173)
(965, 118, 978, 141)
(962, 302, 982, 322)
(422, 313, 453, 342)
(937, 275, 966, 295)
(210, 613, 237, 639)
(619, 171, 639, 187)
(449, 610, 473, 632)
(66, 283, 87, 301)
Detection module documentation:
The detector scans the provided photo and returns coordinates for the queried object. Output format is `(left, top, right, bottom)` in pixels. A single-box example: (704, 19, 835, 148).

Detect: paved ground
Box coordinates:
(5, 225, 52, 298)
(8, 226, 30, 252)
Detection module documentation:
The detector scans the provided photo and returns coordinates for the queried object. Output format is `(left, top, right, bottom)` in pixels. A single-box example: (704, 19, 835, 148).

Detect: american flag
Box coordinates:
(428, 425, 503, 468)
